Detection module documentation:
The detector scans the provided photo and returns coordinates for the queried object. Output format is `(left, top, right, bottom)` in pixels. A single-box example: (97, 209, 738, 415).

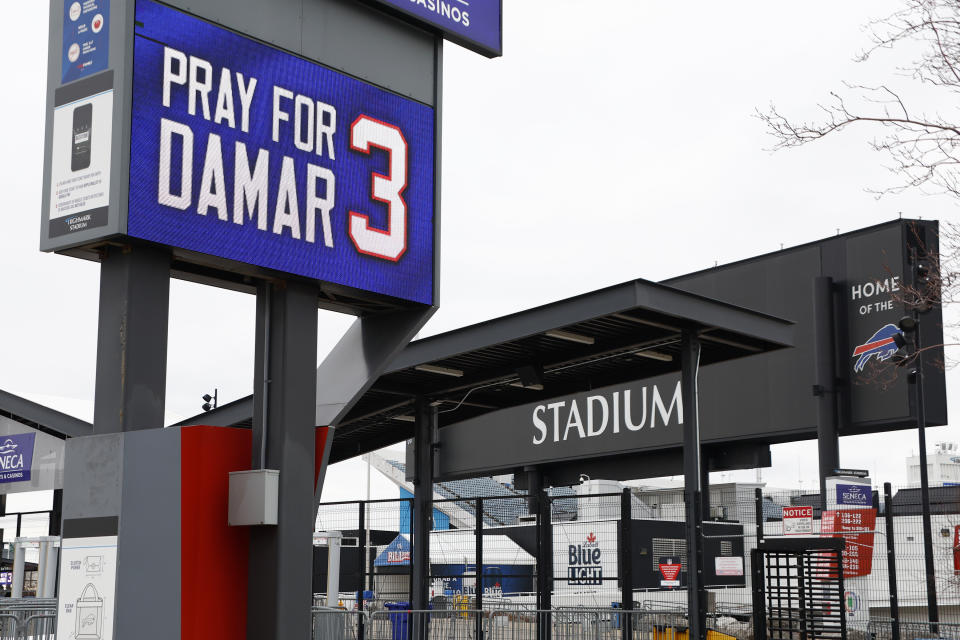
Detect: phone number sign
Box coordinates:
(129, 0, 436, 304)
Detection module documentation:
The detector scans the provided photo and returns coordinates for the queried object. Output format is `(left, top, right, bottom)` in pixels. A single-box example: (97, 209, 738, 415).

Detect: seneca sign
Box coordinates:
(434, 375, 687, 478)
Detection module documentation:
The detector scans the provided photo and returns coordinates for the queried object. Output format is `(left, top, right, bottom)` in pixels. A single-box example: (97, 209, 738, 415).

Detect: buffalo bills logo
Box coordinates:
(852, 323, 903, 372)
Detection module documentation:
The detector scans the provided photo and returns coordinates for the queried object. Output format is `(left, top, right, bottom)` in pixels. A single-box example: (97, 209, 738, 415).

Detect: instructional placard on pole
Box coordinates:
(56, 536, 117, 640)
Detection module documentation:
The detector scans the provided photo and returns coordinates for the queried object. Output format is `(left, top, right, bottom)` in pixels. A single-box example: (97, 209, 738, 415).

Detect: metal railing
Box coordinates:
(0, 599, 57, 640)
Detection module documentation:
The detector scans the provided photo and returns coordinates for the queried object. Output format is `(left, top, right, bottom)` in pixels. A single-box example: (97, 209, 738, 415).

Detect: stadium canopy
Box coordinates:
(182, 277, 794, 464)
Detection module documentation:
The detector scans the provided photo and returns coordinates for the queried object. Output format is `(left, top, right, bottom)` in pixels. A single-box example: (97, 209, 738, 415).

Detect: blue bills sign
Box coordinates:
(366, 0, 502, 57)
(129, 0, 436, 304)
(0, 434, 36, 484)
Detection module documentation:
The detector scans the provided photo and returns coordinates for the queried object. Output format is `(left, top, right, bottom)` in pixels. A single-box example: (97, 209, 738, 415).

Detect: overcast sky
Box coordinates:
(2, 0, 958, 505)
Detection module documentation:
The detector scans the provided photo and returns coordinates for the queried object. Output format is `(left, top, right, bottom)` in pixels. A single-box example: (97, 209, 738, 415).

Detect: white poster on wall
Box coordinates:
(56, 536, 117, 640)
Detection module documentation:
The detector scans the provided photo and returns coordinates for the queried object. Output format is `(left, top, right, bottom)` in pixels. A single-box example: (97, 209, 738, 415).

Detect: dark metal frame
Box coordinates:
(752, 537, 847, 640)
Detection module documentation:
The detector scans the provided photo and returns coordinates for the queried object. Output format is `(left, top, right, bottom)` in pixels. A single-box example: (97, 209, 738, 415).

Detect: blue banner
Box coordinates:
(835, 483, 871, 507)
(370, 0, 501, 57)
(0, 433, 36, 484)
(62, 0, 110, 84)
(129, 0, 435, 304)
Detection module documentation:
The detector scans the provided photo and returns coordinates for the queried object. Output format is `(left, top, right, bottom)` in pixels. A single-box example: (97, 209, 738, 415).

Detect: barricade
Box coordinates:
(312, 607, 364, 640)
(0, 599, 57, 640)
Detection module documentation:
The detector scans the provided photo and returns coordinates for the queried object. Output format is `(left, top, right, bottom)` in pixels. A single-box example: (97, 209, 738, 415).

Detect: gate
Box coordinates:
(751, 538, 846, 640)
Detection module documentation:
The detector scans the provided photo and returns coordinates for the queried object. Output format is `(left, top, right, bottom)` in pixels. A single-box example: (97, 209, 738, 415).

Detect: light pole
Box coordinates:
(895, 251, 938, 633)
(201, 388, 218, 412)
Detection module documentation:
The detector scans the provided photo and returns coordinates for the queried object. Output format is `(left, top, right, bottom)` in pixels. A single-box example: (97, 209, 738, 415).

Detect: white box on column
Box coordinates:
(228, 469, 279, 526)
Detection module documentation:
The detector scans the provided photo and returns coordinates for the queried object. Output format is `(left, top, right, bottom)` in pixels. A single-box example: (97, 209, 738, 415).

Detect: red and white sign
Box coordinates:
(822, 509, 877, 578)
(659, 562, 681, 587)
(783, 506, 814, 535)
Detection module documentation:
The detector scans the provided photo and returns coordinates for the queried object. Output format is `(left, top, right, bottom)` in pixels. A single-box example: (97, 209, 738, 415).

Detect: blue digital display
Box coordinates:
(129, 0, 435, 304)
(370, 0, 501, 57)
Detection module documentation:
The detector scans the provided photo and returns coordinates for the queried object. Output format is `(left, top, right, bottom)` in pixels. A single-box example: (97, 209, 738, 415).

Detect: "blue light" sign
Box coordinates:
(367, 0, 501, 57)
(129, 0, 436, 304)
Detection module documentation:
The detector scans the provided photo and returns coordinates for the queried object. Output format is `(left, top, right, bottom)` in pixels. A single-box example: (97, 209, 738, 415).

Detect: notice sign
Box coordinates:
(659, 557, 682, 588)
(129, 0, 436, 304)
(822, 509, 877, 578)
(715, 557, 744, 577)
(783, 505, 814, 535)
(0, 434, 36, 484)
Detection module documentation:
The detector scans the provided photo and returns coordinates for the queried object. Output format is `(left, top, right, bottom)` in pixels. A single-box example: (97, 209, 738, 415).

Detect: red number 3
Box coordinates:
(349, 115, 408, 261)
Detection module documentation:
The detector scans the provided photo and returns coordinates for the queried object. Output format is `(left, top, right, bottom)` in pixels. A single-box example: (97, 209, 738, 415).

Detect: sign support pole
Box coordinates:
(247, 280, 319, 640)
(813, 276, 840, 506)
(681, 330, 706, 640)
(93, 244, 171, 433)
(412, 397, 435, 618)
(619, 488, 634, 640)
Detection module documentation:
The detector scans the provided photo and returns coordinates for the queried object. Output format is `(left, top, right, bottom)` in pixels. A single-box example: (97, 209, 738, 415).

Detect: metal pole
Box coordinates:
(681, 331, 706, 640)
(540, 490, 553, 640)
(43, 541, 58, 599)
(12, 542, 24, 598)
(358, 502, 366, 640)
(884, 483, 900, 640)
(37, 540, 48, 598)
(246, 280, 319, 640)
(620, 488, 634, 640)
(754, 488, 764, 545)
(475, 497, 483, 640)
(326, 532, 342, 607)
(93, 244, 171, 433)
(813, 276, 840, 507)
(911, 314, 939, 632)
(412, 397, 435, 617)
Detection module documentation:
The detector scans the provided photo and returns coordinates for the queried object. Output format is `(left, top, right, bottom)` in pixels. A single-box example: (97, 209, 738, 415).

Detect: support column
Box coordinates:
(536, 484, 553, 640)
(93, 244, 171, 433)
(411, 397, 436, 613)
(700, 460, 711, 522)
(813, 276, 839, 503)
(247, 280, 318, 640)
(620, 488, 634, 640)
(681, 331, 706, 640)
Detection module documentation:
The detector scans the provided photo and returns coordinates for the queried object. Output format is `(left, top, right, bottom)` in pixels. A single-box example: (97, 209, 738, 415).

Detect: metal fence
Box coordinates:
(312, 480, 960, 638)
(0, 598, 57, 640)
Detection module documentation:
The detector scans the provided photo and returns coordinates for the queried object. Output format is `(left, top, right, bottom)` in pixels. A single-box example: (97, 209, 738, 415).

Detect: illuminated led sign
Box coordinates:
(129, 0, 436, 304)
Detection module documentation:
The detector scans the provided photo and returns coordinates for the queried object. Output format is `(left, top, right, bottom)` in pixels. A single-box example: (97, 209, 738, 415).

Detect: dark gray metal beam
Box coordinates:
(681, 331, 706, 640)
(93, 245, 171, 434)
(411, 397, 435, 614)
(247, 280, 319, 640)
(390, 279, 793, 373)
(813, 277, 840, 503)
(0, 389, 92, 438)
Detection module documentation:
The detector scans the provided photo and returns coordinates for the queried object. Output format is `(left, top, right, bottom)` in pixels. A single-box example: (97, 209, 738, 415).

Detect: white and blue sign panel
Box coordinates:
(129, 0, 436, 304)
(368, 0, 501, 57)
(0, 433, 36, 484)
(62, 0, 110, 84)
(836, 483, 871, 507)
